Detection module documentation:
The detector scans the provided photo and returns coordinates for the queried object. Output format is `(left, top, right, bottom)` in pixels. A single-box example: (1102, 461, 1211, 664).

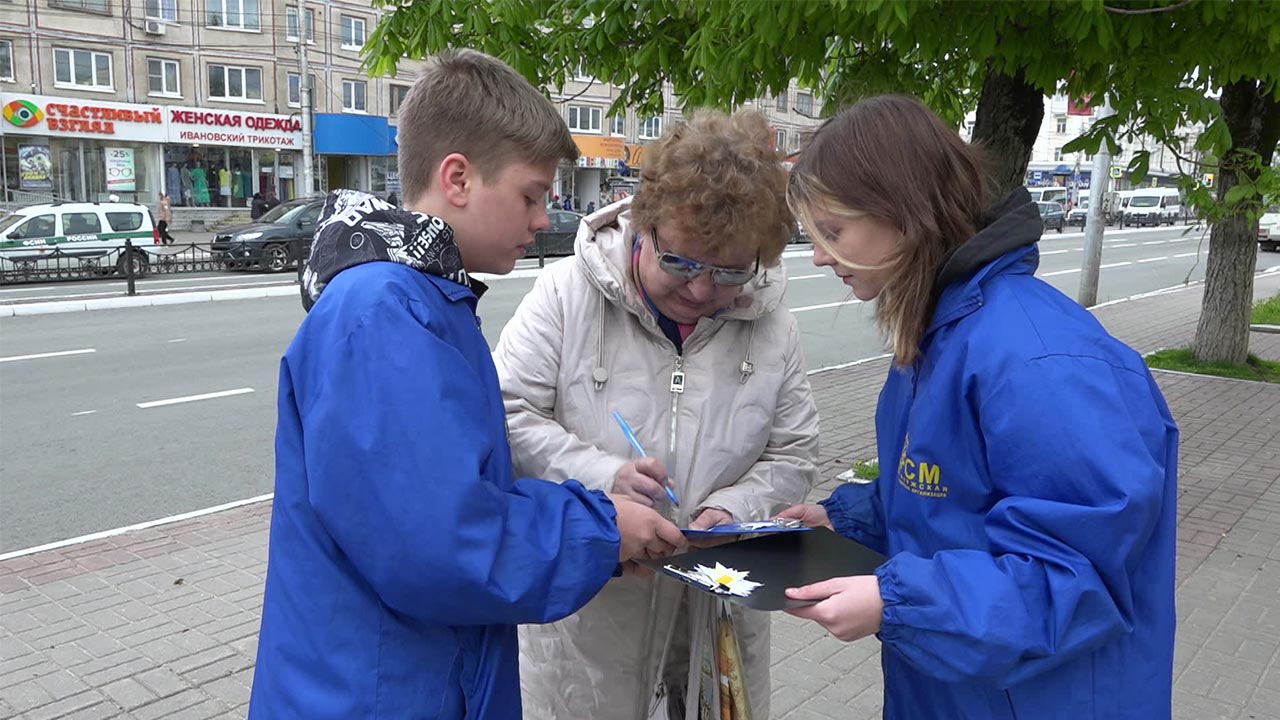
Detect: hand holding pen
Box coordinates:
(611, 411, 681, 508)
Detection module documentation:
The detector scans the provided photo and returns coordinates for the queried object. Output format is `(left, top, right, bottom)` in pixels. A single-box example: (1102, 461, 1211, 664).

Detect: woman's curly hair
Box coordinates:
(631, 109, 793, 266)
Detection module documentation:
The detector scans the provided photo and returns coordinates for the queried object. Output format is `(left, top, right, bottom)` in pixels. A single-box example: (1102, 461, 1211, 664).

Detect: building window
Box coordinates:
(144, 0, 177, 22)
(287, 72, 316, 107)
(342, 79, 367, 112)
(285, 6, 315, 42)
(775, 91, 787, 112)
(389, 84, 410, 115)
(567, 105, 602, 134)
(1054, 147, 1064, 162)
(639, 116, 663, 140)
(147, 58, 180, 97)
(207, 0, 260, 31)
(0, 40, 12, 82)
(1056, 116, 1067, 134)
(54, 47, 113, 90)
(774, 129, 785, 150)
(610, 114, 625, 136)
(796, 91, 813, 116)
(208, 64, 262, 101)
(340, 15, 366, 49)
(573, 63, 594, 82)
(51, 0, 109, 14)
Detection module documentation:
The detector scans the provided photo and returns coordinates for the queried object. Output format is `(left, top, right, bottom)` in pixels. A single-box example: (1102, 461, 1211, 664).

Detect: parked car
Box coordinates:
(212, 197, 324, 272)
(1259, 207, 1280, 252)
(1037, 201, 1066, 233)
(1067, 198, 1090, 227)
(533, 210, 583, 256)
(0, 201, 158, 278)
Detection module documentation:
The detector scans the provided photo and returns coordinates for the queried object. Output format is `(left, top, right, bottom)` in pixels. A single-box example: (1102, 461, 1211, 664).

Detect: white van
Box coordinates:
(1026, 186, 1069, 208)
(0, 202, 158, 277)
(1122, 188, 1182, 227)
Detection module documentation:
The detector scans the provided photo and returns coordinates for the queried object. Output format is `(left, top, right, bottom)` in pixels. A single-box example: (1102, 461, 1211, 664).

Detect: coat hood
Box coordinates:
(573, 197, 787, 324)
(300, 190, 477, 312)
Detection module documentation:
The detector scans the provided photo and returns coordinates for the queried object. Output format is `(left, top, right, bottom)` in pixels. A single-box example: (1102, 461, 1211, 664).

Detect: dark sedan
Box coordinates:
(533, 210, 583, 257)
(1037, 201, 1066, 233)
(211, 198, 324, 272)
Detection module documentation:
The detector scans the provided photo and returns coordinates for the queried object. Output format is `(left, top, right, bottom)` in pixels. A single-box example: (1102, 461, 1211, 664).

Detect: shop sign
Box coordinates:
(624, 144, 648, 168)
(385, 170, 401, 192)
(1, 94, 166, 142)
(17, 144, 53, 189)
(167, 107, 303, 149)
(0, 94, 303, 150)
(105, 147, 136, 192)
(573, 134, 624, 169)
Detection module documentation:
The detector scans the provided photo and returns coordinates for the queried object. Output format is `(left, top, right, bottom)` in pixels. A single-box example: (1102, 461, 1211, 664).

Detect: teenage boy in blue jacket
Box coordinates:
(249, 49, 686, 719)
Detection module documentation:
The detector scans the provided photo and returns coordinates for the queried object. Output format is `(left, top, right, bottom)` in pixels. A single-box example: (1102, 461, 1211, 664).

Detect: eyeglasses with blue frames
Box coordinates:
(649, 227, 759, 287)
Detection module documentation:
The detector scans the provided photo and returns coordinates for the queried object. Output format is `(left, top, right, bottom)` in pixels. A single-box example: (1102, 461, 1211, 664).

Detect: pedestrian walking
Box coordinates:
(156, 193, 175, 245)
(250, 192, 268, 220)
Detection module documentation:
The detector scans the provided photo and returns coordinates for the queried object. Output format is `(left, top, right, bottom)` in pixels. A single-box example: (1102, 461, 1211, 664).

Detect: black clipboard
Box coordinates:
(640, 527, 887, 611)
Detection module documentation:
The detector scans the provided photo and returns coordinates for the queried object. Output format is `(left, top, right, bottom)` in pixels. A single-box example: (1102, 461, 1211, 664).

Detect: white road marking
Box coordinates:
(0, 348, 96, 363)
(1142, 240, 1167, 245)
(1111, 243, 1137, 248)
(1139, 256, 1170, 263)
(1040, 249, 1074, 255)
(0, 493, 275, 561)
(71, 410, 97, 417)
(1174, 252, 1200, 258)
(167, 338, 188, 343)
(1042, 267, 1082, 277)
(791, 299, 863, 313)
(1100, 261, 1133, 269)
(788, 274, 825, 281)
(137, 387, 255, 409)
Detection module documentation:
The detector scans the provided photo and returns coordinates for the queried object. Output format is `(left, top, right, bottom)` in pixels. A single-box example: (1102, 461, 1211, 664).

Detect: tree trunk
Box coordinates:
(971, 65, 1044, 199)
(1192, 80, 1280, 364)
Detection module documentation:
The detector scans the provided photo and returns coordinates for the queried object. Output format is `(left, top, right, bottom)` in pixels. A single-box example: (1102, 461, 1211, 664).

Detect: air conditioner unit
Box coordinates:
(144, 19, 166, 35)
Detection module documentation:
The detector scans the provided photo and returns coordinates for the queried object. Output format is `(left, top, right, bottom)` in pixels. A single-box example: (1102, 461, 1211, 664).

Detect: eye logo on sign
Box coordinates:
(3, 100, 44, 128)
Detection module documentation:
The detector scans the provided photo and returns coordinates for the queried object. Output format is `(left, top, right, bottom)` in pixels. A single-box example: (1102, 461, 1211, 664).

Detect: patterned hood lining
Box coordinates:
(300, 189, 475, 311)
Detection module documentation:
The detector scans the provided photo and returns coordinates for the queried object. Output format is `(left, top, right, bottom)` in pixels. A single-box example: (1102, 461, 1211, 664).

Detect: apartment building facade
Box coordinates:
(0, 0, 825, 212)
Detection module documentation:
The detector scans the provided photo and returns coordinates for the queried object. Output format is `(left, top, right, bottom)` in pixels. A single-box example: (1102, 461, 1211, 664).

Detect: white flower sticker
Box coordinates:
(664, 562, 763, 597)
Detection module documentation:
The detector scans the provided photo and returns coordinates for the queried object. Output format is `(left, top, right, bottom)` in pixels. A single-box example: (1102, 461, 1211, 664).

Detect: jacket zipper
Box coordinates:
(668, 354, 684, 521)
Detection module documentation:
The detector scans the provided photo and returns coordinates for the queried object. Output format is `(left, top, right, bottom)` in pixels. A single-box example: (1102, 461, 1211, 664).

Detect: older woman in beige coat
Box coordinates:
(493, 109, 819, 720)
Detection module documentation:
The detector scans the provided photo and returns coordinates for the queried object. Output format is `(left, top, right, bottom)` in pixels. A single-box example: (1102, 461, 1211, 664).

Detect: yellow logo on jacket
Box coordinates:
(897, 433, 949, 499)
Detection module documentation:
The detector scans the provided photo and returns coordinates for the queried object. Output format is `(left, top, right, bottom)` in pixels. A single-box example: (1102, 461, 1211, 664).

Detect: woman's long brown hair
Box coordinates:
(788, 95, 991, 366)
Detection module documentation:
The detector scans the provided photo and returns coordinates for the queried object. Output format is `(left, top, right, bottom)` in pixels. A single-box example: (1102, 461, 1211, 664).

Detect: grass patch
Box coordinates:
(852, 459, 879, 480)
(1252, 293, 1280, 326)
(1146, 348, 1280, 383)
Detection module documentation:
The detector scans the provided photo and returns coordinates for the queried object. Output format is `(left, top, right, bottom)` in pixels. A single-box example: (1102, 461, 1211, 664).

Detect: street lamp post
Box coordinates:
(296, 0, 315, 198)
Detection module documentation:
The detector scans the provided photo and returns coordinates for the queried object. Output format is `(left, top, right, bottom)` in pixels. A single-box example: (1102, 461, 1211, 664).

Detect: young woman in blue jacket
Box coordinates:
(778, 95, 1178, 719)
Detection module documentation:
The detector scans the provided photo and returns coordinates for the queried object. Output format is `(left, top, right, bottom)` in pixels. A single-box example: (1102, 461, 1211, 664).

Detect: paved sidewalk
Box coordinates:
(4, 273, 1280, 719)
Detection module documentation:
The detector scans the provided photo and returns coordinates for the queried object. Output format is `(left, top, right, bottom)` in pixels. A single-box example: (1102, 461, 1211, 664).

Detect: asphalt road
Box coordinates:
(3, 224, 1276, 552)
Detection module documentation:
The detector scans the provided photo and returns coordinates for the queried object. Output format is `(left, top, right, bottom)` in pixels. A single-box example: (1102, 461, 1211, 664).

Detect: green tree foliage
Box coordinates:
(367, 0, 1280, 363)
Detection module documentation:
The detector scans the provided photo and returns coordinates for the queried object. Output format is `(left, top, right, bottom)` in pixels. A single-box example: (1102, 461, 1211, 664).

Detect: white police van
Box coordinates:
(0, 201, 158, 277)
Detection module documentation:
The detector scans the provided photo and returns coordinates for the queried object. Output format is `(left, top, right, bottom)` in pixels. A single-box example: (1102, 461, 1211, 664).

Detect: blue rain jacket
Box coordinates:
(250, 259, 622, 719)
(823, 191, 1177, 719)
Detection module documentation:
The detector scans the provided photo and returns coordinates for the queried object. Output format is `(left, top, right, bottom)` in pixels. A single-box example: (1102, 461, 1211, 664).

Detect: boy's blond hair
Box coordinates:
(397, 49, 579, 204)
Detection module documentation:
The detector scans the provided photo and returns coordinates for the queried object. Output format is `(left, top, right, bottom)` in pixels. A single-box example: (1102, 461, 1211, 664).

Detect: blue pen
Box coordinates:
(611, 411, 680, 507)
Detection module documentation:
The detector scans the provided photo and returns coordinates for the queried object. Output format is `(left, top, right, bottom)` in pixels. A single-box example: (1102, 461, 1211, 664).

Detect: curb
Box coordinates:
(1, 284, 301, 317)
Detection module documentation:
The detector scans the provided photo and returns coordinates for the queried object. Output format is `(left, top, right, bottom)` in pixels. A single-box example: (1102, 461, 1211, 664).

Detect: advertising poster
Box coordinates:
(105, 147, 136, 192)
(18, 144, 53, 189)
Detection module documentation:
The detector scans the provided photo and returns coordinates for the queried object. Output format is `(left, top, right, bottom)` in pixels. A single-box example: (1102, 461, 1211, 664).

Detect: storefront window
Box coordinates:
(370, 156, 390, 195)
(0, 134, 152, 206)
